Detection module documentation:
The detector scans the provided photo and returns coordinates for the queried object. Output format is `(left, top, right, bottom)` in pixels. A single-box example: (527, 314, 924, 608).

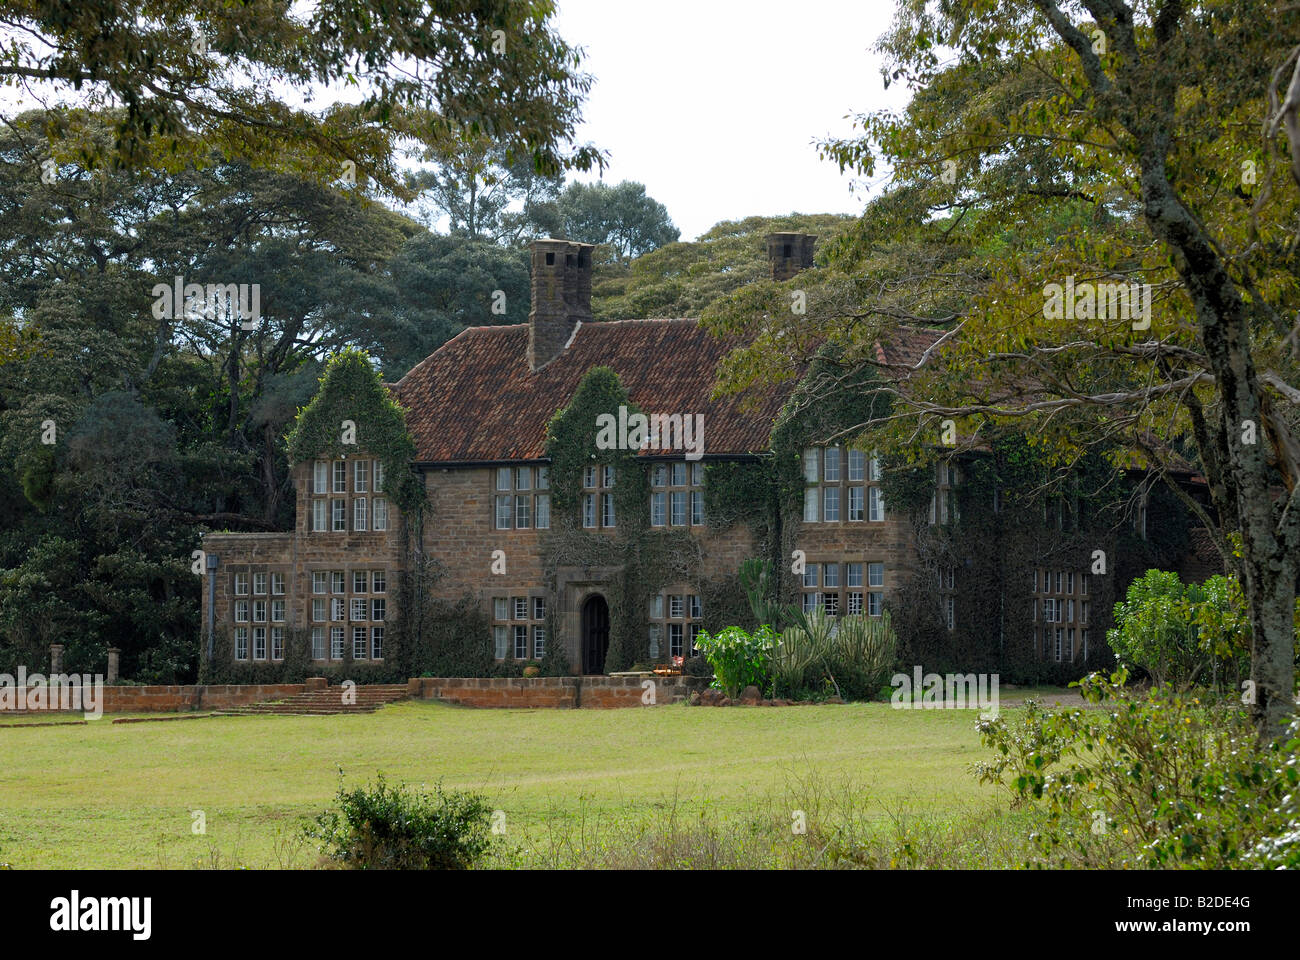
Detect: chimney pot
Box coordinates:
(767, 232, 816, 281)
(528, 238, 595, 371)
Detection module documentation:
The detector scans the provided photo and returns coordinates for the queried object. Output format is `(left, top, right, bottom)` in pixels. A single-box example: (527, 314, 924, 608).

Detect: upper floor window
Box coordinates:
(494, 465, 551, 531)
(651, 459, 704, 528)
(803, 447, 883, 524)
(582, 464, 615, 529)
(312, 459, 387, 534)
(929, 462, 959, 524)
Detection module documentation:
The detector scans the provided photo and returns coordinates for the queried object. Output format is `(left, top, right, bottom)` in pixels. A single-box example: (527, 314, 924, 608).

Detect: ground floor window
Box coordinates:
(491, 591, 546, 659)
(649, 589, 701, 659)
(801, 559, 886, 618)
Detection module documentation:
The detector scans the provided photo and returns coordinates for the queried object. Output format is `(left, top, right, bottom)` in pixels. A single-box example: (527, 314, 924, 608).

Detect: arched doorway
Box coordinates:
(581, 594, 610, 675)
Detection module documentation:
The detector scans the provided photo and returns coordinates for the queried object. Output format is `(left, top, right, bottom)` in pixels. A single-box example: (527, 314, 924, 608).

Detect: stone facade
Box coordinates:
(198, 233, 1180, 678)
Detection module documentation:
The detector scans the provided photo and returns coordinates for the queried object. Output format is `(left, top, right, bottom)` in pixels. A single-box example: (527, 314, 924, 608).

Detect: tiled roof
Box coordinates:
(396, 319, 795, 463)
(1176, 527, 1227, 584)
(878, 325, 947, 368)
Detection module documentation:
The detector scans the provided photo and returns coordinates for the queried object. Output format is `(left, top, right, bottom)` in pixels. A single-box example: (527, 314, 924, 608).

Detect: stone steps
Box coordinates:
(216, 683, 409, 716)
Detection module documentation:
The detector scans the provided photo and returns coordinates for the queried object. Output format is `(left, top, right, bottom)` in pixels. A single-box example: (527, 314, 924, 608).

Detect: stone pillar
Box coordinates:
(107, 647, 120, 683)
(49, 643, 64, 674)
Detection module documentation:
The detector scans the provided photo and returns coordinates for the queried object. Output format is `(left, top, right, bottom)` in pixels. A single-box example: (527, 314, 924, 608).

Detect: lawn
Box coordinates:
(0, 700, 1019, 869)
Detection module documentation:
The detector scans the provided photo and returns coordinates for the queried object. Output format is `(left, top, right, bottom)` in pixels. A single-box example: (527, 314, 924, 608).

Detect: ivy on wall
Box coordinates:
(881, 429, 1196, 684)
(541, 367, 710, 672)
(766, 352, 893, 611)
(285, 348, 423, 515)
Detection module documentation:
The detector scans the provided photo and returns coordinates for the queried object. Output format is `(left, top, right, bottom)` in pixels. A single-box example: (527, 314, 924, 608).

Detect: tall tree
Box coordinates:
(0, 0, 602, 197)
(553, 180, 679, 262)
(709, 0, 1300, 738)
(406, 134, 565, 244)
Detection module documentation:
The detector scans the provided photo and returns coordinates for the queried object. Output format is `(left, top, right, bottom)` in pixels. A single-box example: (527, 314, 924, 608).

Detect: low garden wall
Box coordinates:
(0, 683, 304, 714)
(408, 675, 707, 708)
(2, 677, 713, 715)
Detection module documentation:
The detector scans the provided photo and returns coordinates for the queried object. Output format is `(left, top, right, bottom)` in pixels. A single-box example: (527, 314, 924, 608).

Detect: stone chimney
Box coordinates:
(528, 238, 595, 371)
(766, 232, 816, 281)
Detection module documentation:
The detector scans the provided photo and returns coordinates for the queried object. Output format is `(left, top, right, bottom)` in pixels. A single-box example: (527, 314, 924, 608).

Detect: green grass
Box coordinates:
(0, 700, 1018, 869)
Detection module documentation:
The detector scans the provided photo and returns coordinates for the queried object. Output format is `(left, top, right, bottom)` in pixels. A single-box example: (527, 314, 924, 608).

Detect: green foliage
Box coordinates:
(776, 607, 898, 701)
(551, 180, 679, 262)
(592, 213, 853, 322)
(543, 367, 644, 519)
(6, 3, 602, 197)
(976, 672, 1300, 868)
(381, 234, 530, 377)
(1106, 570, 1273, 689)
(542, 367, 699, 673)
(693, 625, 779, 698)
(286, 348, 421, 514)
(703, 460, 774, 540)
(305, 774, 494, 870)
(406, 137, 564, 245)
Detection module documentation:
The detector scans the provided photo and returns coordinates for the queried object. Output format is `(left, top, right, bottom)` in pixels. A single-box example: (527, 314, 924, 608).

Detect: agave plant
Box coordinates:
(775, 606, 899, 700)
(775, 605, 838, 695)
(738, 557, 784, 629)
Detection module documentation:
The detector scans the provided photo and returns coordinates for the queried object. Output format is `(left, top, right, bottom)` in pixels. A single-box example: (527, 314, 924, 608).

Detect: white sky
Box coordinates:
(551, 0, 910, 239)
(0, 1, 910, 241)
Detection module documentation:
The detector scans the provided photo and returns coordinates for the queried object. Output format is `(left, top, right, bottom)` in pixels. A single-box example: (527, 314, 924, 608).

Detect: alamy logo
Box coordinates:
(0, 669, 104, 719)
(151, 276, 261, 329)
(595, 405, 705, 461)
(50, 891, 151, 940)
(1042, 276, 1152, 329)
(890, 666, 999, 718)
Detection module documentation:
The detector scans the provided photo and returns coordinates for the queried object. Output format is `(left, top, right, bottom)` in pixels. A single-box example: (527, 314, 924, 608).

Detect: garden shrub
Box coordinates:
(305, 774, 494, 870)
(693, 625, 778, 697)
(830, 611, 898, 701)
(774, 607, 898, 700)
(1108, 569, 1297, 690)
(975, 670, 1300, 868)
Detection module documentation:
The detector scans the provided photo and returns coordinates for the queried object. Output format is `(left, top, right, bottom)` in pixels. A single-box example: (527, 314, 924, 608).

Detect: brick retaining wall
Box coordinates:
(1, 677, 710, 715)
(408, 676, 707, 708)
(0, 683, 304, 714)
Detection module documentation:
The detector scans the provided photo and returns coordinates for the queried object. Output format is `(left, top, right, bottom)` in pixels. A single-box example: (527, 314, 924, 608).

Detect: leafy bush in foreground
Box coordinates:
(305, 774, 494, 870)
(975, 671, 1299, 868)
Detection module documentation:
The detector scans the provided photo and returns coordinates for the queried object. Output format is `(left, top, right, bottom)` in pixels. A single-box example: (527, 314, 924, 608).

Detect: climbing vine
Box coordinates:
(285, 348, 423, 515)
(540, 367, 710, 672)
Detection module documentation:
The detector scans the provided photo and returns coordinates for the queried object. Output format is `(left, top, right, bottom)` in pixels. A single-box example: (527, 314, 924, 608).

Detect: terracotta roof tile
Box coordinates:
(1176, 527, 1227, 584)
(396, 319, 792, 463)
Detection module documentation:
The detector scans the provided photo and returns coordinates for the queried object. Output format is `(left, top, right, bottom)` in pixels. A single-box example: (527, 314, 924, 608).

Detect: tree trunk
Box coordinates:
(1138, 158, 1298, 739)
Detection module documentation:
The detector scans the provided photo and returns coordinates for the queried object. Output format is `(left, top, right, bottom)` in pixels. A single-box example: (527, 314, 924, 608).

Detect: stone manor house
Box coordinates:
(201, 234, 1219, 679)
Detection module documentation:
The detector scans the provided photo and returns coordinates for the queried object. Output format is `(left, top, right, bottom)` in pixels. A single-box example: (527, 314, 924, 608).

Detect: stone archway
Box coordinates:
(580, 594, 610, 675)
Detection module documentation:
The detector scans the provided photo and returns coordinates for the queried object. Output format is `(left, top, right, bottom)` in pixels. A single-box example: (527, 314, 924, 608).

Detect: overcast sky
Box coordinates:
(551, 0, 909, 240)
(0, 1, 909, 241)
